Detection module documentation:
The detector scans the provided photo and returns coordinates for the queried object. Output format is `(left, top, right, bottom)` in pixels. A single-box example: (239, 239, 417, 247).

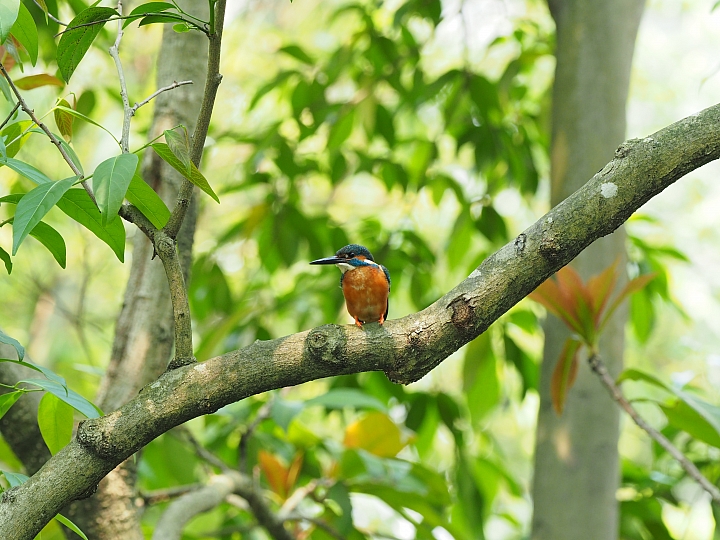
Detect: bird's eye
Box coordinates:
(348, 252, 355, 258)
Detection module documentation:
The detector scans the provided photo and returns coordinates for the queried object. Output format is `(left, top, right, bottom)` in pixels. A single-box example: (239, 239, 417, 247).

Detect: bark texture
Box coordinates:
(65, 1, 209, 537)
(3, 100, 720, 539)
(532, 1, 645, 539)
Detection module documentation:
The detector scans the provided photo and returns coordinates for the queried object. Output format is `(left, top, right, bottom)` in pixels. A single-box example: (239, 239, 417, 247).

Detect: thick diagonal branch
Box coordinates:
(2, 102, 720, 540)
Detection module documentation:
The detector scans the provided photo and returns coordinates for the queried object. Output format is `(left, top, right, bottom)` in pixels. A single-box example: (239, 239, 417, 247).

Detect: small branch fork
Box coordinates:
(588, 354, 720, 504)
(131, 80, 193, 116)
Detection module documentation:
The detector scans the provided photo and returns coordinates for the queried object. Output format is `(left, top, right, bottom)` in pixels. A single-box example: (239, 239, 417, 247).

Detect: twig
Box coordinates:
(239, 399, 273, 472)
(176, 426, 228, 471)
(0, 102, 20, 131)
(140, 484, 203, 506)
(588, 353, 720, 504)
(131, 80, 193, 116)
(54, 15, 209, 38)
(164, 0, 226, 239)
(284, 513, 344, 540)
(175, 427, 294, 540)
(109, 0, 131, 153)
(0, 63, 84, 181)
(33, 0, 66, 26)
(154, 230, 195, 368)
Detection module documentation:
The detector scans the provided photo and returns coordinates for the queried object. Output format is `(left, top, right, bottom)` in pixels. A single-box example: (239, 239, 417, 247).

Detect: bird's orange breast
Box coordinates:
(341, 265, 389, 324)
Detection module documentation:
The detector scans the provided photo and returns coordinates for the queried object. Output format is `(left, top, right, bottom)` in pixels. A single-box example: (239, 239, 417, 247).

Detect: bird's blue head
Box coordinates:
(309, 244, 376, 270)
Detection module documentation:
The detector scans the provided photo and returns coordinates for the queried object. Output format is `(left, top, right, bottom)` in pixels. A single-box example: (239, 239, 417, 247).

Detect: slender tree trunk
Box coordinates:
(64, 2, 209, 537)
(531, 1, 644, 539)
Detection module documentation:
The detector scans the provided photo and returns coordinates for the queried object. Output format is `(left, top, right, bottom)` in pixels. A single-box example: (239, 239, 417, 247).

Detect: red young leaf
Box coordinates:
(551, 338, 582, 414)
(600, 273, 657, 331)
(258, 450, 289, 499)
(556, 266, 596, 340)
(529, 277, 585, 336)
(586, 259, 619, 324)
(285, 453, 303, 496)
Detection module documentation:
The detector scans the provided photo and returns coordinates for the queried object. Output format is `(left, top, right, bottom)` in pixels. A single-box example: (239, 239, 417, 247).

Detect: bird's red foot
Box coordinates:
(354, 317, 363, 328)
(378, 314, 385, 325)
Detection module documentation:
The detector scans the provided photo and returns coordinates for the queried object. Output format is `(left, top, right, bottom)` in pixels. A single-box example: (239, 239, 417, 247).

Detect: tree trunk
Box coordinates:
(531, 1, 644, 539)
(64, 2, 209, 537)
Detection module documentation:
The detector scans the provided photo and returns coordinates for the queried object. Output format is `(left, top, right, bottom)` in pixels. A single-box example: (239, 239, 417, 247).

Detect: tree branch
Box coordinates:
(2, 102, 720, 539)
(588, 354, 720, 503)
(153, 230, 194, 367)
(0, 63, 85, 182)
(109, 0, 131, 153)
(164, 0, 226, 239)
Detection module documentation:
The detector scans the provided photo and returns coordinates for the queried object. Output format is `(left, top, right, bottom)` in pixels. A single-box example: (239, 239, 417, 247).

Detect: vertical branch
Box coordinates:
(154, 231, 194, 368)
(164, 0, 226, 239)
(109, 0, 132, 153)
(588, 354, 720, 504)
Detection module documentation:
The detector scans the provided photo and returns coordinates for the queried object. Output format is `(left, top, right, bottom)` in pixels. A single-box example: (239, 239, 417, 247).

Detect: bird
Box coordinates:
(310, 244, 390, 328)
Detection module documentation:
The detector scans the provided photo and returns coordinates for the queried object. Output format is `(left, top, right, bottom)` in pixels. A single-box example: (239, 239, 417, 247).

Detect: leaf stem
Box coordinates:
(131, 80, 193, 116)
(0, 102, 21, 131)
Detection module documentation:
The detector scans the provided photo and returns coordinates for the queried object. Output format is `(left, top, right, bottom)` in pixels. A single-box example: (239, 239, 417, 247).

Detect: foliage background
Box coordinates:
(1, 0, 720, 538)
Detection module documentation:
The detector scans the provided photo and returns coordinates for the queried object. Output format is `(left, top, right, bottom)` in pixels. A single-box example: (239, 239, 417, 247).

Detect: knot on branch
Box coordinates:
(1, 487, 17, 504)
(153, 231, 176, 258)
(305, 325, 345, 364)
(168, 355, 197, 370)
(449, 295, 475, 335)
(76, 413, 122, 459)
(514, 233, 527, 255)
(539, 232, 562, 261)
(614, 138, 640, 159)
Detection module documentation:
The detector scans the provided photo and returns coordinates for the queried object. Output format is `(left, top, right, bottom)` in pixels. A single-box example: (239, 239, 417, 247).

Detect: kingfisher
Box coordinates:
(310, 244, 390, 328)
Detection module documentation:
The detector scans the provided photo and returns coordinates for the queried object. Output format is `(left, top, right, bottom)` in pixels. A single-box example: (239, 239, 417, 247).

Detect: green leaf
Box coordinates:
(1, 470, 28, 487)
(20, 379, 102, 418)
(0, 329, 24, 359)
(463, 333, 499, 423)
(12, 176, 75, 255)
(279, 44, 314, 64)
(28, 221, 67, 268)
(327, 109, 355, 150)
(122, 1, 176, 28)
(1, 120, 33, 157)
(0, 391, 22, 421)
(164, 127, 191, 175)
(151, 143, 219, 203)
(661, 400, 720, 449)
(126, 175, 170, 228)
(305, 389, 387, 411)
(10, 2, 38, 65)
(37, 392, 74, 454)
(59, 138, 84, 175)
(92, 153, 138, 225)
(54, 514, 89, 540)
(0, 357, 65, 385)
(1, 156, 53, 184)
(53, 105, 119, 144)
(0, 74, 11, 102)
(0, 0, 20, 43)
(619, 368, 720, 449)
(54, 99, 74, 141)
(57, 7, 118, 82)
(13, 73, 64, 90)
(138, 13, 186, 27)
(56, 189, 125, 262)
(0, 245, 11, 273)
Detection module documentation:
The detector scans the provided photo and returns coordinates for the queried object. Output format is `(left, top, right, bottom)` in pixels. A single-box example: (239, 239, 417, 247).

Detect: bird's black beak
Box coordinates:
(309, 256, 341, 265)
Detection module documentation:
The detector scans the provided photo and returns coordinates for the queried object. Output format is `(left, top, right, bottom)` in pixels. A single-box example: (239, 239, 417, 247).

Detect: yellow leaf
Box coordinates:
(344, 411, 406, 458)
